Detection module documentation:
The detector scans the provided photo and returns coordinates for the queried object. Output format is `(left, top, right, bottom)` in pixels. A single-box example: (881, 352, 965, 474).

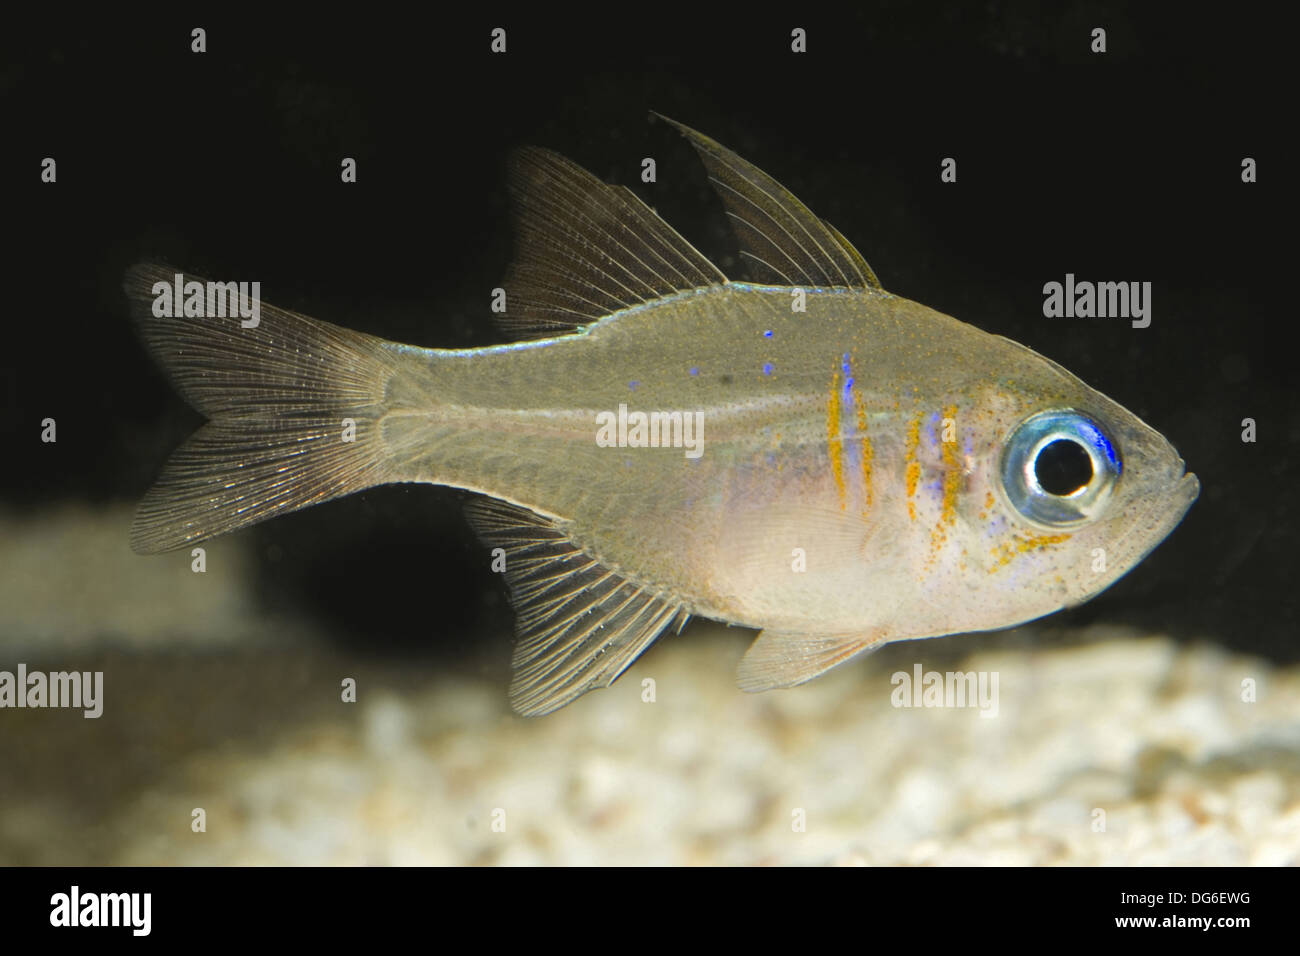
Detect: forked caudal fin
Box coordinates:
(123, 262, 399, 554)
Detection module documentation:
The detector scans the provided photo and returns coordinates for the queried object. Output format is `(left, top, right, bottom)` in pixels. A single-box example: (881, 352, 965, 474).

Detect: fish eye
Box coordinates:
(1000, 410, 1121, 527)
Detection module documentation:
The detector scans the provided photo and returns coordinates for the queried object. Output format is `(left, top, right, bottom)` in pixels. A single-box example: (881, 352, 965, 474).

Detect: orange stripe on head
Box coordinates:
(853, 388, 873, 515)
(988, 531, 1073, 572)
(904, 414, 921, 521)
(827, 366, 846, 510)
(926, 405, 963, 568)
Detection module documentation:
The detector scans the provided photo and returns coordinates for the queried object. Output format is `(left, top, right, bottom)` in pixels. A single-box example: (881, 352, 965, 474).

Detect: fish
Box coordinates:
(123, 114, 1199, 716)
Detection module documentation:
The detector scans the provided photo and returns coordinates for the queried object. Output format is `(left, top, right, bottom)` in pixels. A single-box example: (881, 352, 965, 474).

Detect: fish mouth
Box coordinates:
(1098, 461, 1199, 586)
(1160, 460, 1200, 526)
(1130, 465, 1200, 562)
(1169, 457, 1200, 507)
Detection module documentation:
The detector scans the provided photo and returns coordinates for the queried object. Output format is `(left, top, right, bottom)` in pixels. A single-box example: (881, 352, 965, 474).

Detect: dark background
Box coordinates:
(2, 5, 1292, 662)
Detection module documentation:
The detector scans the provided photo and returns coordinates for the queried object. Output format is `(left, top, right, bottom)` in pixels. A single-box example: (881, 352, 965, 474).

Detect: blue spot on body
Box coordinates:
(628, 380, 640, 391)
(689, 367, 699, 376)
(763, 330, 774, 338)
(763, 363, 774, 376)
(926, 412, 942, 447)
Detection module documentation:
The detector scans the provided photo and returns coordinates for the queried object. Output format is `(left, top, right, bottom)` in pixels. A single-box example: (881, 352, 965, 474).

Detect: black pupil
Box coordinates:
(1035, 439, 1093, 496)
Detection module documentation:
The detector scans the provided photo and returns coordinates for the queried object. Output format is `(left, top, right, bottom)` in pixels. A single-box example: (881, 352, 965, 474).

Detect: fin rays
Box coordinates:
(655, 113, 883, 290)
(465, 498, 689, 716)
(123, 262, 395, 553)
(501, 147, 726, 339)
(737, 630, 882, 692)
(499, 115, 881, 343)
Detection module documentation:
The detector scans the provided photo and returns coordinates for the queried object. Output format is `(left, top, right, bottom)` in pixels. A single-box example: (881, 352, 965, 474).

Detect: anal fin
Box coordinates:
(736, 630, 883, 693)
(465, 498, 689, 716)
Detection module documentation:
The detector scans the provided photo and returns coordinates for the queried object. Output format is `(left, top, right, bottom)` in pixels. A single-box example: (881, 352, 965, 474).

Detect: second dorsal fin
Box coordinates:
(654, 113, 882, 291)
(500, 146, 727, 340)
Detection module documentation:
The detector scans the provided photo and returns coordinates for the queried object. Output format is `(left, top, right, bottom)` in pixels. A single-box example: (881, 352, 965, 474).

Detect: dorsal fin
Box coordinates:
(465, 497, 690, 715)
(654, 113, 883, 290)
(500, 146, 727, 340)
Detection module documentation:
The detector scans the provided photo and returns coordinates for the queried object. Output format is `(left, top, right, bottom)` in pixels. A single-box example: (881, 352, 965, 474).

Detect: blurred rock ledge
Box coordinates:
(0, 503, 311, 654)
(1, 618, 1296, 865)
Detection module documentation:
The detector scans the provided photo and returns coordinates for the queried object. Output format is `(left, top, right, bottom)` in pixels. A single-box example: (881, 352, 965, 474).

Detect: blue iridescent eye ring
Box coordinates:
(1000, 410, 1121, 527)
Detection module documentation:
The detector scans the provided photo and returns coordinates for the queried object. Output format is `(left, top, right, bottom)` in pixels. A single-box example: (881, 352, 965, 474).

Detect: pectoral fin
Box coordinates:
(737, 629, 884, 692)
